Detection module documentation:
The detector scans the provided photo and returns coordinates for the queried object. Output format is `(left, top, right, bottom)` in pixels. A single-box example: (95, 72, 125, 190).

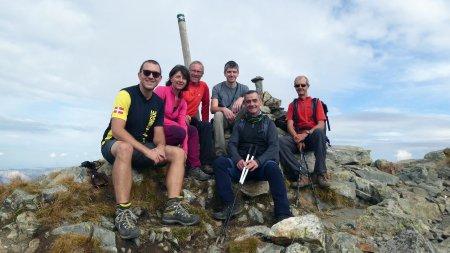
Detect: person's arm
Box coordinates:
(309, 99, 326, 133)
(201, 83, 210, 122)
(178, 100, 189, 154)
(211, 98, 235, 121)
(254, 120, 279, 167)
(227, 121, 242, 165)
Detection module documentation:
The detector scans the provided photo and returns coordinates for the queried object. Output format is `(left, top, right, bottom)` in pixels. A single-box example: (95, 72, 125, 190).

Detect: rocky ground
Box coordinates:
(0, 145, 449, 253)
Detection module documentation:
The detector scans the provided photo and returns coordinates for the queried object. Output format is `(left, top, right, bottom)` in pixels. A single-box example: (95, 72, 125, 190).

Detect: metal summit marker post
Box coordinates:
(177, 14, 192, 67)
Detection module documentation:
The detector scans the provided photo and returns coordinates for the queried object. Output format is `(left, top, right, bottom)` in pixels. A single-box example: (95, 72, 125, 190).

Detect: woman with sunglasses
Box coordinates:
(154, 65, 211, 181)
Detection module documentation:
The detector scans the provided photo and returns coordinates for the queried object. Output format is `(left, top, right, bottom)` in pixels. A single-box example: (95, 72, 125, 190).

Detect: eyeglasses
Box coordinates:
(294, 84, 308, 88)
(142, 70, 161, 78)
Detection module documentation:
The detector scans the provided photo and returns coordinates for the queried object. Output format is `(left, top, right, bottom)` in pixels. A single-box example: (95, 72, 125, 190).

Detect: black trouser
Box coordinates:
(190, 117, 214, 165)
(279, 128, 327, 180)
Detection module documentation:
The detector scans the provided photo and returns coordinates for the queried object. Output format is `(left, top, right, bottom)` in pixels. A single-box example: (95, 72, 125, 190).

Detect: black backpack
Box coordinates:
(293, 98, 331, 146)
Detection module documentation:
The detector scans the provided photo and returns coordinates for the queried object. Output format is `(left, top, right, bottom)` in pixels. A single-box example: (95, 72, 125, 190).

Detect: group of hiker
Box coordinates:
(100, 59, 330, 239)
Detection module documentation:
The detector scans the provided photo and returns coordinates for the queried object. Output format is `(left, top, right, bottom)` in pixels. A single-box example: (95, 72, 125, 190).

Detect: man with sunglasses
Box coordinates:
(101, 60, 200, 240)
(211, 60, 249, 157)
(279, 75, 330, 189)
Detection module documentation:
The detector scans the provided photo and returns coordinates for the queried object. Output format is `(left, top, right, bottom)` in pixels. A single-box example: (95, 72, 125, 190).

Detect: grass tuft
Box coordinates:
(49, 234, 103, 253)
(228, 237, 260, 253)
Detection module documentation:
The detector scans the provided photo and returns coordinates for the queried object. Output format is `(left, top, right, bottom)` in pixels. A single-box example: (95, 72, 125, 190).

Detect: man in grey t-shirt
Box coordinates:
(211, 60, 249, 156)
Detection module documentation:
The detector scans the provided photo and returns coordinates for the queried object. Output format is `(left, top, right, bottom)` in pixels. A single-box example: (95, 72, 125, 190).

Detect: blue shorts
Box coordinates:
(101, 139, 156, 168)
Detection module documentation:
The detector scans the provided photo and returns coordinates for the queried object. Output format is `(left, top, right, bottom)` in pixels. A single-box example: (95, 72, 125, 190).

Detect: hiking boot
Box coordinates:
(115, 207, 140, 239)
(290, 175, 311, 189)
(162, 198, 200, 226)
(317, 174, 331, 188)
(188, 166, 212, 181)
(213, 203, 242, 220)
(202, 164, 214, 174)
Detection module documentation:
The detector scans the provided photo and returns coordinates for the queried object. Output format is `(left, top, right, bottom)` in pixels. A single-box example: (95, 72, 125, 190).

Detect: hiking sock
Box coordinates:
(116, 202, 132, 210)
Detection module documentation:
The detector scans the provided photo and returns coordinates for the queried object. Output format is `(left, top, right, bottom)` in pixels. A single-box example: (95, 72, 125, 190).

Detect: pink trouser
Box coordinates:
(164, 125, 201, 167)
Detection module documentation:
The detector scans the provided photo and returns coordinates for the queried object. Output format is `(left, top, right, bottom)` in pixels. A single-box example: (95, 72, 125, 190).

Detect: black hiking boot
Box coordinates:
(213, 203, 242, 220)
(188, 166, 212, 181)
(162, 198, 200, 226)
(115, 206, 140, 239)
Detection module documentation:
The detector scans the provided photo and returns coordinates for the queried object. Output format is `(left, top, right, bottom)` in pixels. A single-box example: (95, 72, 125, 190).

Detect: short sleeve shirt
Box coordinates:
(101, 85, 164, 145)
(211, 81, 249, 110)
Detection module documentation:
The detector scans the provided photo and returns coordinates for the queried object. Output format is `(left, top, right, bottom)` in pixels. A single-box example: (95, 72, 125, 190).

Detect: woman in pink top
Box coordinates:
(154, 65, 211, 181)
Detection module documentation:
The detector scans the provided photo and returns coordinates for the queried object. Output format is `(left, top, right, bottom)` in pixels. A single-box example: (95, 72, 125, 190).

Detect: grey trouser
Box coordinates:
(212, 110, 246, 156)
(279, 128, 327, 180)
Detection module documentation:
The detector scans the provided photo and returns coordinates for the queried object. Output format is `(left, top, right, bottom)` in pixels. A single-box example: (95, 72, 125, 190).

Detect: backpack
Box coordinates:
(293, 98, 331, 146)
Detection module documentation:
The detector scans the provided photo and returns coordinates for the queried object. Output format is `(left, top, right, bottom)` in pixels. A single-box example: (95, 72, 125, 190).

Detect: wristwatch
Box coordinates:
(306, 130, 311, 135)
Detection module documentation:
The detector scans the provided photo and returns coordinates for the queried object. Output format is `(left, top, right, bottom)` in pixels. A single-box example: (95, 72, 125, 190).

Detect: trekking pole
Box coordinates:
(301, 150, 321, 212)
(215, 145, 257, 245)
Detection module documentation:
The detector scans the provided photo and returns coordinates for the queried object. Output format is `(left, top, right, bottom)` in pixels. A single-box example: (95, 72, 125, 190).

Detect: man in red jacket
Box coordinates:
(279, 75, 330, 188)
(182, 60, 214, 174)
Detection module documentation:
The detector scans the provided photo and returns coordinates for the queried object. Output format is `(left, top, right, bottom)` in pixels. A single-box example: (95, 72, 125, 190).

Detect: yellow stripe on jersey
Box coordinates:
(111, 90, 131, 121)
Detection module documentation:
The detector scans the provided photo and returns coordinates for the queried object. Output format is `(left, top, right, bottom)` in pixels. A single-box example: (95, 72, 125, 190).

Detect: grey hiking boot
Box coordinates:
(162, 198, 200, 226)
(317, 174, 331, 188)
(188, 166, 212, 181)
(213, 203, 242, 220)
(115, 207, 140, 239)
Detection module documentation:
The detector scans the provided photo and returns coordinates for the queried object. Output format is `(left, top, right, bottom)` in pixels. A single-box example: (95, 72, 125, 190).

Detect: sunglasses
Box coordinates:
(142, 70, 161, 78)
(294, 84, 308, 88)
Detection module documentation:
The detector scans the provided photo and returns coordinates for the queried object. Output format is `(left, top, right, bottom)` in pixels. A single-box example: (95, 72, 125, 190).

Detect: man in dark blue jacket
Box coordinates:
(212, 90, 291, 222)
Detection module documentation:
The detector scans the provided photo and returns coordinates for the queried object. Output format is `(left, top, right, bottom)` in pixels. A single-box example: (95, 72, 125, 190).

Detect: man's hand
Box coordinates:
(185, 115, 191, 125)
(246, 160, 259, 172)
(222, 107, 236, 121)
(297, 142, 305, 152)
(145, 145, 166, 164)
(237, 159, 246, 170)
(231, 97, 244, 113)
(293, 133, 307, 144)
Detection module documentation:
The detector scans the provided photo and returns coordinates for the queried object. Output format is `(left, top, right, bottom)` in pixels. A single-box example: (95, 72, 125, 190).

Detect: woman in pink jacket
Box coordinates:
(154, 65, 211, 181)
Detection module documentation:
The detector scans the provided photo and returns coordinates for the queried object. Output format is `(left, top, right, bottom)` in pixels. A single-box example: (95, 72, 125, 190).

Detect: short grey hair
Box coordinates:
(294, 75, 310, 86)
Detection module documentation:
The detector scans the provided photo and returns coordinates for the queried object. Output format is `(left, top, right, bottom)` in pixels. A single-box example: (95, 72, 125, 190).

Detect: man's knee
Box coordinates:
(112, 141, 133, 159)
(213, 112, 224, 124)
(165, 145, 185, 161)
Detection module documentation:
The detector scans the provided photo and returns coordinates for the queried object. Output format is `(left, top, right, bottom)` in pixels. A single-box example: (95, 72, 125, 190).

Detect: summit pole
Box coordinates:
(177, 14, 192, 67)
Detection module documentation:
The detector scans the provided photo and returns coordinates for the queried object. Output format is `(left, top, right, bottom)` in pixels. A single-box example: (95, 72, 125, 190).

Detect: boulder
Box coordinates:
(327, 145, 372, 166)
(270, 215, 326, 248)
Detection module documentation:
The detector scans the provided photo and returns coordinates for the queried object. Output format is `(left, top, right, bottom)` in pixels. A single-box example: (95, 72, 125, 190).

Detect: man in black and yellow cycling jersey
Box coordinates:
(101, 60, 200, 240)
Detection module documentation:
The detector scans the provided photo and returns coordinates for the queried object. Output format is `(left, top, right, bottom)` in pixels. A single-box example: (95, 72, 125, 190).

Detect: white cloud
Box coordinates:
(396, 150, 413, 161)
(49, 153, 56, 158)
(0, 152, 4, 156)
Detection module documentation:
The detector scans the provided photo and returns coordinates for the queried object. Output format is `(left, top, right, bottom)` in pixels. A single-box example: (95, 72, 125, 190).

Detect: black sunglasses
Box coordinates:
(294, 84, 308, 88)
(142, 70, 161, 78)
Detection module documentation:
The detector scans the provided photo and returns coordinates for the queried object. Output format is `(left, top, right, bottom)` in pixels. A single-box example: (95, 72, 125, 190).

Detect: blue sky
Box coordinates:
(1, 0, 449, 170)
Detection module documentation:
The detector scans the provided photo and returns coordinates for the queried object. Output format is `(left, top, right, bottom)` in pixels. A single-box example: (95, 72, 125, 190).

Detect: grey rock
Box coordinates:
(330, 181, 357, 200)
(16, 211, 40, 238)
(329, 232, 363, 253)
(42, 184, 68, 202)
(284, 243, 311, 253)
(3, 189, 38, 211)
(424, 150, 446, 161)
(257, 242, 284, 252)
(51, 222, 117, 253)
(379, 229, 437, 253)
(248, 207, 264, 224)
(327, 145, 372, 165)
(24, 238, 40, 253)
(204, 223, 215, 237)
(183, 189, 196, 202)
(49, 167, 88, 185)
(354, 168, 399, 186)
(99, 216, 115, 230)
(241, 181, 269, 197)
(270, 215, 326, 247)
(98, 162, 143, 184)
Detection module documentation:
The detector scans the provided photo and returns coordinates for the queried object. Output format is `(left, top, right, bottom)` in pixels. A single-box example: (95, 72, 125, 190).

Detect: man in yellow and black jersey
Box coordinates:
(101, 60, 200, 240)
